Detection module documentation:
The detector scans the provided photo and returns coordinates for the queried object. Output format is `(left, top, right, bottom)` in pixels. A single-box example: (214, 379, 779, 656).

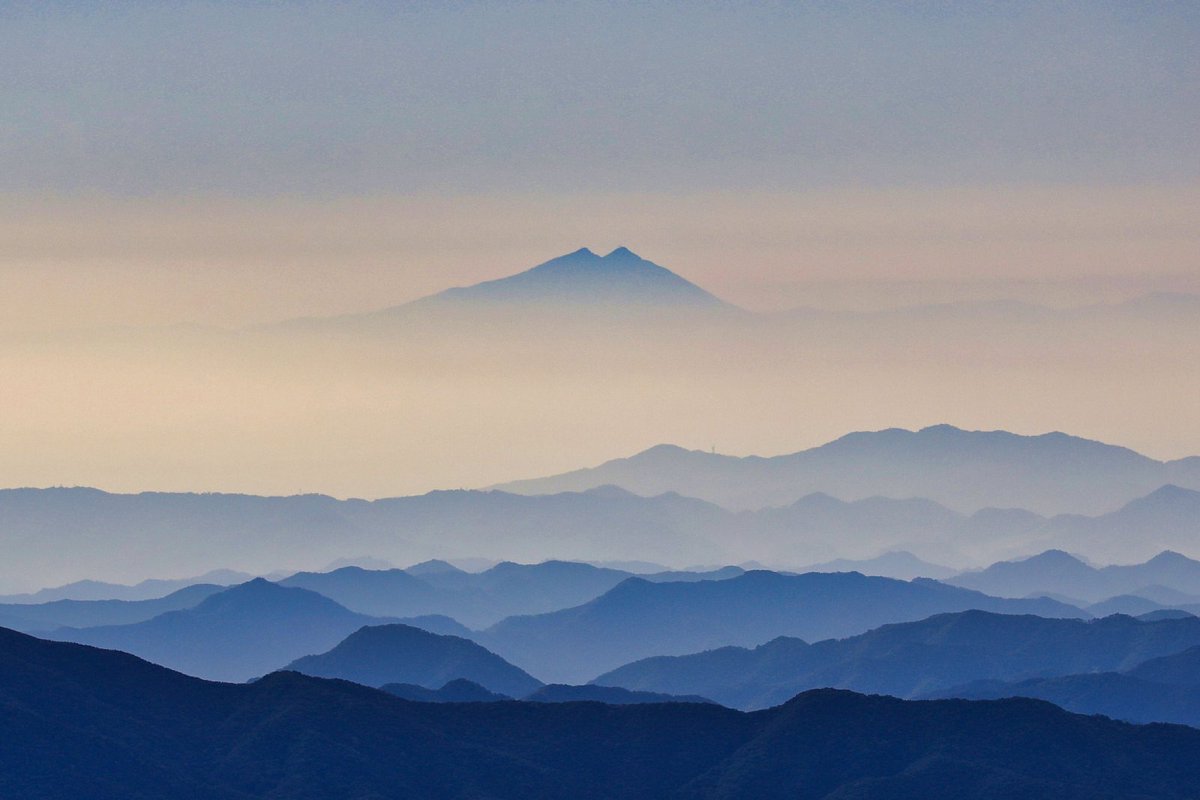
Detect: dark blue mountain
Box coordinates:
(286, 623, 542, 696)
(481, 571, 1084, 683)
(7, 626, 1200, 799)
(595, 610, 1200, 709)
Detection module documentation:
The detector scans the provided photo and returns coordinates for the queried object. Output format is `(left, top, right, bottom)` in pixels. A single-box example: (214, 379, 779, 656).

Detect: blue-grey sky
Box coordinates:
(3, 1, 1198, 196)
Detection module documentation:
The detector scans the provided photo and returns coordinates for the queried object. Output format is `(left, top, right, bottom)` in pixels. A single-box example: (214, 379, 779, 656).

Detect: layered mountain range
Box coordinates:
(10, 627, 1200, 799)
(3, 465, 1198, 591)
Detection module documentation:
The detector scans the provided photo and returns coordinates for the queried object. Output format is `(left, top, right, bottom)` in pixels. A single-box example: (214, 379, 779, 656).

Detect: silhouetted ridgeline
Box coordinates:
(0, 583, 224, 634)
(495, 425, 1200, 516)
(595, 610, 1200, 711)
(279, 559, 651, 628)
(6, 627, 1200, 799)
(926, 643, 1200, 727)
(949, 546, 1200, 602)
(478, 571, 1083, 683)
(5, 474, 1200, 593)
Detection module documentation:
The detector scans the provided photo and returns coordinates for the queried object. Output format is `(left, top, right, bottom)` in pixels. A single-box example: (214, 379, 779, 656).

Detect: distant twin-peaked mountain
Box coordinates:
(596, 610, 1200, 711)
(275, 245, 1200, 332)
(477, 571, 1083, 684)
(10, 627, 1200, 800)
(409, 246, 733, 312)
(496, 424, 1200, 516)
(285, 246, 736, 332)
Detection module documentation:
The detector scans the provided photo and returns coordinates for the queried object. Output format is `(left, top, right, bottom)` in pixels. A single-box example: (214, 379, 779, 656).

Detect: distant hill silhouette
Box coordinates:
(596, 610, 1200, 709)
(0, 568, 251, 603)
(1087, 594, 1165, 616)
(1036, 485, 1200, 563)
(289, 560, 747, 628)
(0, 583, 223, 634)
(950, 548, 1200, 602)
(494, 425, 1200, 515)
(379, 679, 717, 706)
(8, 626, 1200, 799)
(480, 571, 1084, 683)
(381, 678, 510, 703)
(286, 623, 542, 696)
(930, 645, 1200, 727)
(524, 684, 715, 705)
(802, 550, 956, 580)
(48, 579, 385, 681)
(1127, 644, 1200, 685)
(280, 559, 656, 628)
(392, 613, 476, 637)
(931, 672, 1200, 729)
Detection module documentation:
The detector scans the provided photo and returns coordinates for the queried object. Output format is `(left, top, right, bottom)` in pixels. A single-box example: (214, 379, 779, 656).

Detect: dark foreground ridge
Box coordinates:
(5, 626, 1200, 799)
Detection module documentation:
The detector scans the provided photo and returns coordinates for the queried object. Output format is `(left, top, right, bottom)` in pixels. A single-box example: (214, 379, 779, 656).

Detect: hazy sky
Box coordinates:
(2, 2, 1199, 496)
(5, 2, 1199, 195)
(4, 2, 1198, 327)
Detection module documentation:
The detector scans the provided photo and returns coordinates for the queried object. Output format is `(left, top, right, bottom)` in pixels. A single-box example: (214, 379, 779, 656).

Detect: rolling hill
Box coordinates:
(7, 626, 1200, 799)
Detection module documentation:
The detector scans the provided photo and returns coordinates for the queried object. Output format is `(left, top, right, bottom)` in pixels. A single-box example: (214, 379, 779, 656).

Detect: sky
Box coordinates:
(1, 1, 1198, 495)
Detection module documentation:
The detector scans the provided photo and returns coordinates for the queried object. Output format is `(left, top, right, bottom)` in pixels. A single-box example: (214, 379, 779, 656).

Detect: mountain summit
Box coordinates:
(407, 247, 732, 313)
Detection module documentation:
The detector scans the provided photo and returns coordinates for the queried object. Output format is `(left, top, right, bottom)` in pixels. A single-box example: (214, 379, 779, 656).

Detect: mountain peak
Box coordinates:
(405, 247, 733, 313)
(605, 246, 637, 259)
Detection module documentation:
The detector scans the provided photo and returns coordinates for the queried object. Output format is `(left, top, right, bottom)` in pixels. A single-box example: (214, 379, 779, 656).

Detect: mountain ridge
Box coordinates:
(492, 424, 1200, 515)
